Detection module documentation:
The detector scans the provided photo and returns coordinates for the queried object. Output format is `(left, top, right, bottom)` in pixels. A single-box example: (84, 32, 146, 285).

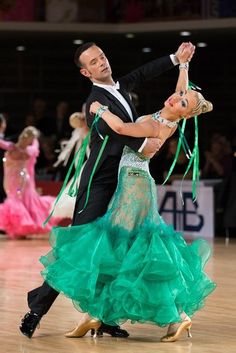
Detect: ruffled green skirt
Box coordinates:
(40, 166, 216, 326)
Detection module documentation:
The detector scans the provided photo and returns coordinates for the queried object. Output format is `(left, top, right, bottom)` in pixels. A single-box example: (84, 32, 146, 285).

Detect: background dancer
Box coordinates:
(0, 126, 61, 239)
(52, 109, 90, 219)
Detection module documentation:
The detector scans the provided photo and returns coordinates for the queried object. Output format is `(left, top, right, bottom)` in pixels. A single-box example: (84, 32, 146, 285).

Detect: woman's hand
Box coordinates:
(90, 101, 102, 115)
(176, 42, 195, 63)
(142, 138, 162, 158)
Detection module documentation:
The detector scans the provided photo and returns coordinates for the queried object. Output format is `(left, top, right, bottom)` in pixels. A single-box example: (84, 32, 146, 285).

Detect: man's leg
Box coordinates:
(19, 189, 103, 339)
(20, 182, 128, 338)
(20, 282, 59, 338)
(28, 282, 59, 315)
(69, 186, 129, 338)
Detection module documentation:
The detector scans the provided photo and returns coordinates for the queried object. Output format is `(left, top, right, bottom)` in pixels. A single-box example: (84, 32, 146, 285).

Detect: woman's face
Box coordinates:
(164, 89, 197, 119)
(19, 135, 34, 147)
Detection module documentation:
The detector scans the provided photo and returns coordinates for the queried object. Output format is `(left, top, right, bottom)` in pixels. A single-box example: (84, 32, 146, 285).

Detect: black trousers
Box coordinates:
(28, 183, 116, 316)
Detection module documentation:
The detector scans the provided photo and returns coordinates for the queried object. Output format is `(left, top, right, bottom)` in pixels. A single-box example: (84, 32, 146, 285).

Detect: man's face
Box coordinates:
(79, 45, 112, 83)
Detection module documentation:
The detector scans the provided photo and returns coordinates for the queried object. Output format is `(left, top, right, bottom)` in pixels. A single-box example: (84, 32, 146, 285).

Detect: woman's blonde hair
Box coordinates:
(19, 126, 39, 140)
(69, 112, 85, 127)
(190, 91, 213, 117)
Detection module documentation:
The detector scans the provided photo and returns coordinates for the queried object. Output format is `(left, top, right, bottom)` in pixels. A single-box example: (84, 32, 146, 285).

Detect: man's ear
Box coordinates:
(80, 68, 90, 78)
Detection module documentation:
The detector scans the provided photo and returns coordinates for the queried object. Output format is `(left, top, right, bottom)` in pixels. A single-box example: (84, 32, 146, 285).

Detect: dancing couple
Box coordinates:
(20, 41, 216, 342)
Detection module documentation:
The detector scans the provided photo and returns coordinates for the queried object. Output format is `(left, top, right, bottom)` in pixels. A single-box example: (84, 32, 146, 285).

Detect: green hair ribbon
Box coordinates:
(162, 81, 200, 203)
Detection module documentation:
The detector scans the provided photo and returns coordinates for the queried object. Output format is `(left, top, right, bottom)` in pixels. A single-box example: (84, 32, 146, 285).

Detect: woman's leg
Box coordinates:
(65, 313, 101, 338)
(161, 312, 192, 342)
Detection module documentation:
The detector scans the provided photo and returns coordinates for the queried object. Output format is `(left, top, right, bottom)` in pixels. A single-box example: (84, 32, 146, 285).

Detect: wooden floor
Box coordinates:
(0, 234, 236, 353)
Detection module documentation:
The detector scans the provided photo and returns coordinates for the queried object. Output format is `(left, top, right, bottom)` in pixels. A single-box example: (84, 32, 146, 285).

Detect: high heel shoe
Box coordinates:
(160, 317, 192, 343)
(65, 319, 101, 338)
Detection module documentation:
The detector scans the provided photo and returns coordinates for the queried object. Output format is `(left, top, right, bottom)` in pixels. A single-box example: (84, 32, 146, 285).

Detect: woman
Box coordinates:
(40, 61, 216, 342)
(0, 126, 61, 238)
(52, 110, 90, 218)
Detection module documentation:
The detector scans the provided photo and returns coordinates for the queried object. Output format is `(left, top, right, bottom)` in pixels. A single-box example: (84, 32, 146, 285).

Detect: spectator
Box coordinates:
(202, 133, 232, 179)
(163, 136, 192, 183)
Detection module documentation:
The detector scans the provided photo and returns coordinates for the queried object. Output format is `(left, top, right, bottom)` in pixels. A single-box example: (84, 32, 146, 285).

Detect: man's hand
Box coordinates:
(175, 42, 195, 63)
(142, 138, 162, 158)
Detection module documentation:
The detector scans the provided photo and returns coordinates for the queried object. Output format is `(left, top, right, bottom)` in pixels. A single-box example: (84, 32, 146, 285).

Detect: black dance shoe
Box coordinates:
(92, 323, 129, 338)
(19, 311, 41, 338)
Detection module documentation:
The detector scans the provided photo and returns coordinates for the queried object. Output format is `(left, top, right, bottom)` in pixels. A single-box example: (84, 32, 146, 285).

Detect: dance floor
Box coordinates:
(0, 234, 236, 353)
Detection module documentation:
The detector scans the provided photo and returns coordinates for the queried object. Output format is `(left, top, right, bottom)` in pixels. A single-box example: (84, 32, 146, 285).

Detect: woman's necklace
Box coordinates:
(151, 111, 178, 128)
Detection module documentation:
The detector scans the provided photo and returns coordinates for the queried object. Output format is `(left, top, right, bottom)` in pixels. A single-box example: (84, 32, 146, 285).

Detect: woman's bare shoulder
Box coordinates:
(136, 114, 152, 123)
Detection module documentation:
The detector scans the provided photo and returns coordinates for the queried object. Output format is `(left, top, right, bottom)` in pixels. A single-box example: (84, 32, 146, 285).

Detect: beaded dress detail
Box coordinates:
(151, 110, 178, 128)
(41, 124, 216, 327)
(119, 145, 150, 173)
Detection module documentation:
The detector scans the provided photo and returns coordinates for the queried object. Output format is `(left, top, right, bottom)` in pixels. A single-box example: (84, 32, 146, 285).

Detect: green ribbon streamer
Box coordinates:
(192, 116, 200, 201)
(179, 116, 199, 203)
(162, 119, 187, 185)
(162, 81, 200, 203)
(43, 112, 109, 226)
(67, 133, 90, 197)
(78, 134, 109, 214)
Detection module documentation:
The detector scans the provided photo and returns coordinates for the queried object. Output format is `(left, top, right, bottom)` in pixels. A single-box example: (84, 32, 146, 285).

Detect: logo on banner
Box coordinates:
(159, 191, 204, 232)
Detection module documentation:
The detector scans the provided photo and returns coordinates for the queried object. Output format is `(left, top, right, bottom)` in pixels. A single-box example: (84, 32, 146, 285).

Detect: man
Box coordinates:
(20, 41, 195, 339)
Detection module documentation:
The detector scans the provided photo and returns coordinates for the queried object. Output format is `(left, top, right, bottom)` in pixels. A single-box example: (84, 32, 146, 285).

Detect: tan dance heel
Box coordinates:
(65, 319, 101, 338)
(161, 317, 192, 342)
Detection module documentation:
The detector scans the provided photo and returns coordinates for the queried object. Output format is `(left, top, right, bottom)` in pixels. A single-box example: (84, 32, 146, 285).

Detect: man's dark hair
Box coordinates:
(74, 42, 96, 68)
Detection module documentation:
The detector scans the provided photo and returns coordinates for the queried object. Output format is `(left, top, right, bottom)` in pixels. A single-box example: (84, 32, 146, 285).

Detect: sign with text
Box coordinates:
(157, 185, 214, 239)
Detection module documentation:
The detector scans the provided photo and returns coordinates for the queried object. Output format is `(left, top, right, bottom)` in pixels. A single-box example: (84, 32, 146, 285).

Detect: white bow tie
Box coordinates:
(113, 81, 120, 90)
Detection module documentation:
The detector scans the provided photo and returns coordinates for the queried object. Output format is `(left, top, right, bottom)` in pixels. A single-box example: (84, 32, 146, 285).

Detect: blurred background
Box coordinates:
(0, 0, 235, 236)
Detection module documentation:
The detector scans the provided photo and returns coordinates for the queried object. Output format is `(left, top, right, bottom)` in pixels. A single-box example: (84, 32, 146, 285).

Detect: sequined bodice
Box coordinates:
(119, 146, 150, 173)
(3, 139, 39, 198)
(118, 113, 177, 173)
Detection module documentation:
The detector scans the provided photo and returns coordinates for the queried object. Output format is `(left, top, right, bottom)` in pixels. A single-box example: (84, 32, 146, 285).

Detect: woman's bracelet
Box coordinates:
(179, 62, 189, 70)
(96, 105, 108, 118)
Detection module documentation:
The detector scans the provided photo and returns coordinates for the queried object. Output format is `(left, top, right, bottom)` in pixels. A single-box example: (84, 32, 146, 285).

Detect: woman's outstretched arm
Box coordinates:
(175, 61, 189, 93)
(90, 102, 158, 138)
(175, 43, 193, 93)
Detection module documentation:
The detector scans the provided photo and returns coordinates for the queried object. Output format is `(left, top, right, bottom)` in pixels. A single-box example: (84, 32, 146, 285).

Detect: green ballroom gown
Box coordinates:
(40, 146, 216, 327)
